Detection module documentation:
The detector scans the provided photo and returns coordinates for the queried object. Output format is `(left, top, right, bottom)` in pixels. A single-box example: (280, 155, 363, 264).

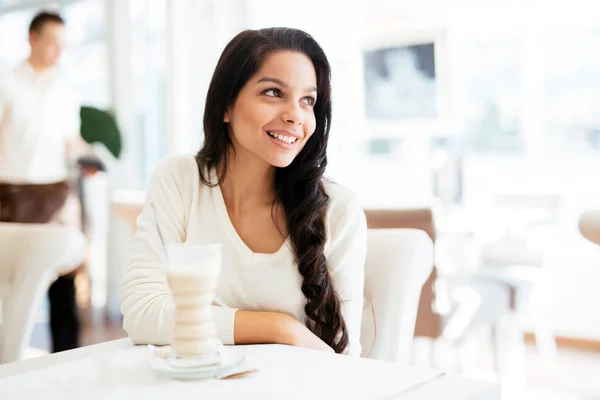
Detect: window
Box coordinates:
(62, 0, 110, 108)
(129, 0, 167, 184)
(542, 29, 600, 155)
(456, 38, 525, 154)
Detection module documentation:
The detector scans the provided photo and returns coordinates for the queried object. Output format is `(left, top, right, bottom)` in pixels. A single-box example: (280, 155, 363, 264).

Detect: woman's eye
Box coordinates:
(264, 89, 282, 98)
(301, 97, 316, 106)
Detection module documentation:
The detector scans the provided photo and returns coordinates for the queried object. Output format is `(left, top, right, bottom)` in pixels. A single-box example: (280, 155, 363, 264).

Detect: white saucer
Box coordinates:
(145, 346, 246, 380)
(167, 352, 221, 369)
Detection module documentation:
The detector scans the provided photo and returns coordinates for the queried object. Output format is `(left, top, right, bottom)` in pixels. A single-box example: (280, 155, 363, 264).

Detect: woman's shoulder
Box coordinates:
(322, 179, 365, 226)
(149, 154, 201, 194)
(150, 154, 200, 185)
(322, 179, 367, 261)
(153, 154, 198, 176)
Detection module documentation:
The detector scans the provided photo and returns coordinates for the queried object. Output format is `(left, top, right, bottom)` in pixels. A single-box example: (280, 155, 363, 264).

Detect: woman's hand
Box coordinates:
(277, 314, 334, 353)
(232, 310, 334, 353)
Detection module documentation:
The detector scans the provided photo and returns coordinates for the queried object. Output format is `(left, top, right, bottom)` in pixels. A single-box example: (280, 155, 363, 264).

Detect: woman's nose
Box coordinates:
(281, 101, 303, 125)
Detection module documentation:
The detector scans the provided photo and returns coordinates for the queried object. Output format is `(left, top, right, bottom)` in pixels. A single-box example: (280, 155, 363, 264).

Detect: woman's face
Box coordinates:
(224, 50, 318, 168)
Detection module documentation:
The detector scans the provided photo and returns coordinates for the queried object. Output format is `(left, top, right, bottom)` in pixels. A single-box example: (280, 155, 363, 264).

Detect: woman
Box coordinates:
(121, 27, 366, 355)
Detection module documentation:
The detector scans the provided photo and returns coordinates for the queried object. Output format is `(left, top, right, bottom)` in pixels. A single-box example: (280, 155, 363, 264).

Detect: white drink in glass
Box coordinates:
(165, 243, 222, 359)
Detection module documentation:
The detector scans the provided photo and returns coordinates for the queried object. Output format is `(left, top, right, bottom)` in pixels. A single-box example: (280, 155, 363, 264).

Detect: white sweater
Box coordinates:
(121, 155, 367, 356)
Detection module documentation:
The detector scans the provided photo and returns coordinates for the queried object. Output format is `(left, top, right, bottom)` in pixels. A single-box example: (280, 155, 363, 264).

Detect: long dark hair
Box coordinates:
(196, 28, 348, 353)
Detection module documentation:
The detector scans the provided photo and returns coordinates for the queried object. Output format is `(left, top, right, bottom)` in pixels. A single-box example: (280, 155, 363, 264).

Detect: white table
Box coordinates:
(0, 339, 499, 399)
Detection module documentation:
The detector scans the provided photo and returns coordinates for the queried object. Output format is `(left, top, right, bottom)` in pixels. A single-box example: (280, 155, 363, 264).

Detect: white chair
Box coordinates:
(0, 223, 86, 364)
(360, 228, 434, 364)
(475, 193, 562, 361)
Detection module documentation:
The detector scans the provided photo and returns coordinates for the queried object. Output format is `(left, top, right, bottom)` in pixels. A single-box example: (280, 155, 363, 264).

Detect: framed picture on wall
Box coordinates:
(362, 27, 452, 137)
(364, 42, 436, 120)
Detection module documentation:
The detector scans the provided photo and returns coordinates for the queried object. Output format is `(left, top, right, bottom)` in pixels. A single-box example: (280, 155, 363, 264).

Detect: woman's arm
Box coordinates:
(234, 310, 334, 352)
(120, 156, 238, 344)
(327, 193, 368, 356)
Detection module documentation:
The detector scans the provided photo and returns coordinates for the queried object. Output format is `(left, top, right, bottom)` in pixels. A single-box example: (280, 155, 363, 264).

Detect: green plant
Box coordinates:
(80, 106, 122, 159)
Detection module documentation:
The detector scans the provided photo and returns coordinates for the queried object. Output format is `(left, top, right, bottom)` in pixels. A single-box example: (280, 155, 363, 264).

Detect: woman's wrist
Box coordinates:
(233, 310, 300, 346)
(272, 312, 302, 346)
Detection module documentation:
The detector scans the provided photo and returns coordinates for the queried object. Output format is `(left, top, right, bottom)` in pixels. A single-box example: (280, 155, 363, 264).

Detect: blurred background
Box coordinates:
(1, 0, 600, 398)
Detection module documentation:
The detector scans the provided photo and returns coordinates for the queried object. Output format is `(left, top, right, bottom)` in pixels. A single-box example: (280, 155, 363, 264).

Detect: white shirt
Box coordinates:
(0, 61, 80, 184)
(121, 155, 367, 356)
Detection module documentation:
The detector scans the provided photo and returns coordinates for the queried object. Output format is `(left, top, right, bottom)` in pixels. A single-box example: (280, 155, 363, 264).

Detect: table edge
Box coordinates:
(0, 338, 133, 378)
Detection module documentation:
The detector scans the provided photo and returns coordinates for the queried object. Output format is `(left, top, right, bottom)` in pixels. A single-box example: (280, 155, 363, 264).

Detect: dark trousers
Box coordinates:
(48, 274, 79, 352)
(0, 181, 80, 352)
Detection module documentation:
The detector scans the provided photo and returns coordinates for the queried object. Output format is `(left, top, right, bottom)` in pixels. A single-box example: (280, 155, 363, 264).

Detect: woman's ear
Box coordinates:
(224, 107, 230, 123)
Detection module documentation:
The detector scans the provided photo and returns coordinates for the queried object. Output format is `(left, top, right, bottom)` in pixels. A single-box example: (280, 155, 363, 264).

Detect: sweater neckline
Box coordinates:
(210, 181, 291, 264)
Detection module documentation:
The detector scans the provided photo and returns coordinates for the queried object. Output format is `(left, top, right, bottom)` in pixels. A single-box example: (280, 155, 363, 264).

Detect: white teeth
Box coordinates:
(268, 132, 297, 144)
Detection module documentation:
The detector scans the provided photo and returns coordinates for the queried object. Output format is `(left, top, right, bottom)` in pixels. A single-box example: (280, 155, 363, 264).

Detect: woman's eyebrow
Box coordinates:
(257, 76, 317, 93)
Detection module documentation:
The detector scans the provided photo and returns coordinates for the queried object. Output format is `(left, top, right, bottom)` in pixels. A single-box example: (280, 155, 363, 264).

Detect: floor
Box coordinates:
(523, 347, 600, 400)
(28, 305, 126, 356)
(412, 333, 600, 400)
(27, 308, 600, 399)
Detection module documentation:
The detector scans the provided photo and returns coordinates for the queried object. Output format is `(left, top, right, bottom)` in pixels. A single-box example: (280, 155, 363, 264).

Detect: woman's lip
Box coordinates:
(267, 132, 298, 149)
(267, 129, 302, 140)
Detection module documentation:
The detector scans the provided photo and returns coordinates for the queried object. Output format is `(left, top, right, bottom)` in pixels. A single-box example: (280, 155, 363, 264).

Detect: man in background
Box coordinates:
(0, 11, 87, 352)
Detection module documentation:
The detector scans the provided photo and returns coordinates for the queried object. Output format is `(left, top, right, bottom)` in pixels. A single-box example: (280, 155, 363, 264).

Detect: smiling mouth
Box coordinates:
(267, 131, 298, 144)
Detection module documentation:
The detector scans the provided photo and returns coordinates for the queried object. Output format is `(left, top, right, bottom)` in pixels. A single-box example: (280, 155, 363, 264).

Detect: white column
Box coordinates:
(213, 0, 250, 49)
(105, 0, 137, 319)
(105, 0, 138, 188)
(165, 0, 195, 155)
(165, 0, 250, 154)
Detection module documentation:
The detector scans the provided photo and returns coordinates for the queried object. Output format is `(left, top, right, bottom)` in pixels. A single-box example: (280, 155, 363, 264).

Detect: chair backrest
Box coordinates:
(360, 228, 433, 364)
(0, 223, 86, 363)
(364, 209, 443, 339)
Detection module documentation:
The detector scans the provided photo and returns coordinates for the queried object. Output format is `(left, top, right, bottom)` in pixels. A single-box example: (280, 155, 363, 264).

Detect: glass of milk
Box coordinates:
(165, 243, 222, 360)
